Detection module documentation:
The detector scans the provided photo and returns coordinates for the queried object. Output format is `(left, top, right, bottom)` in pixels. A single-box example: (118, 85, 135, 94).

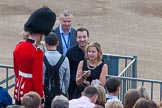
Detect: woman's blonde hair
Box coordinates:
(95, 85, 106, 106)
(105, 99, 123, 108)
(21, 31, 29, 40)
(85, 42, 102, 61)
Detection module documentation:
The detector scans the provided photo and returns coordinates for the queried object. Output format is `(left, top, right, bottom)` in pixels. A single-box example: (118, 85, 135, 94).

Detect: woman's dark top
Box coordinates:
(82, 59, 104, 82)
(73, 59, 104, 99)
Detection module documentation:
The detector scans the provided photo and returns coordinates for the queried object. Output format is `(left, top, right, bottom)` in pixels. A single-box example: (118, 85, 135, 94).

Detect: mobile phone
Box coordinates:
(84, 70, 91, 75)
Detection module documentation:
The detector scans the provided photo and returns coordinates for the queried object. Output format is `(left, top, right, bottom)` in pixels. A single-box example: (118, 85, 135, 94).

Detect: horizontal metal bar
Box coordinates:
(0, 75, 15, 85)
(8, 75, 15, 80)
(103, 53, 135, 59)
(0, 64, 13, 69)
(6, 84, 15, 90)
(106, 75, 162, 84)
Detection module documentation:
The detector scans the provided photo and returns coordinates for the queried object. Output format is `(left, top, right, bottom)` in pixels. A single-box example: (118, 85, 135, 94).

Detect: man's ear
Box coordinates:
(81, 92, 84, 96)
(59, 17, 62, 21)
(56, 41, 59, 47)
(117, 86, 120, 91)
(45, 43, 49, 49)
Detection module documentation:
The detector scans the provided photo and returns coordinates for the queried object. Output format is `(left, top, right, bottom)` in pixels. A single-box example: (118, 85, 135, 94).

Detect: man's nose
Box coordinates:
(81, 38, 84, 41)
(65, 22, 69, 25)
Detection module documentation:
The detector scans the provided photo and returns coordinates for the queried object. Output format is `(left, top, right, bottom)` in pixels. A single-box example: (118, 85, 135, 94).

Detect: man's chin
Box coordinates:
(79, 45, 86, 48)
(79, 44, 86, 47)
(62, 27, 70, 31)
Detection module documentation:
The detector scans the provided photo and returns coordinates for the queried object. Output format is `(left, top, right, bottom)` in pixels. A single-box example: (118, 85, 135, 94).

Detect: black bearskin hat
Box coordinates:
(24, 7, 56, 35)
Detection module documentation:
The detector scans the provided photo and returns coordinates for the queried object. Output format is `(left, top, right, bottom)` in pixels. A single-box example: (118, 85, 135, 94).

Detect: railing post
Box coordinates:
(132, 56, 137, 78)
(6, 68, 9, 90)
(160, 83, 162, 101)
(151, 82, 153, 100)
(122, 79, 126, 103)
(131, 56, 137, 88)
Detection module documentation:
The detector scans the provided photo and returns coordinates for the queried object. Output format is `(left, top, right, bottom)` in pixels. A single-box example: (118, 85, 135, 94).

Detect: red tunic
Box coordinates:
(13, 39, 44, 101)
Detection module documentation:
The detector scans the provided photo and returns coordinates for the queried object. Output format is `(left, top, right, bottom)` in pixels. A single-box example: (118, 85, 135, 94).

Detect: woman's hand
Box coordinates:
(76, 61, 91, 85)
(82, 70, 91, 77)
(83, 80, 90, 86)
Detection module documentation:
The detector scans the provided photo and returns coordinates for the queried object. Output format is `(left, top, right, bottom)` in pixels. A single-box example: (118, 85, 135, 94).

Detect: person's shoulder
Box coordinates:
(103, 63, 108, 67)
(101, 63, 108, 71)
(33, 44, 41, 51)
(15, 41, 28, 48)
(60, 55, 68, 63)
(71, 27, 76, 31)
(52, 26, 59, 32)
(18, 40, 25, 43)
(70, 27, 77, 34)
(68, 44, 77, 51)
(53, 25, 59, 29)
(66, 44, 77, 55)
(64, 56, 69, 61)
(79, 60, 84, 65)
(15, 40, 26, 46)
(69, 98, 78, 103)
(69, 99, 77, 107)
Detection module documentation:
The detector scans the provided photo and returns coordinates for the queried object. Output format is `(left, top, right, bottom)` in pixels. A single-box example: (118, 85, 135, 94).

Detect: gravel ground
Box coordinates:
(0, 0, 162, 80)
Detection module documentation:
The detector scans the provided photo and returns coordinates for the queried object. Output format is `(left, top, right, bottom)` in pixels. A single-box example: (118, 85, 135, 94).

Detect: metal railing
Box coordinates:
(103, 53, 137, 77)
(0, 64, 15, 90)
(105, 54, 162, 102)
(103, 54, 138, 103)
(106, 75, 162, 103)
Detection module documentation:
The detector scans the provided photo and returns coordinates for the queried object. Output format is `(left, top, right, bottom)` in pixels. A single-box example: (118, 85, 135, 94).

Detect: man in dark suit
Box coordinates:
(52, 10, 77, 55)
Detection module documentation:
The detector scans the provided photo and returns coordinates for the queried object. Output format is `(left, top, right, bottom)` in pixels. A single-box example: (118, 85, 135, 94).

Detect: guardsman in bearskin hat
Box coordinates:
(13, 7, 56, 105)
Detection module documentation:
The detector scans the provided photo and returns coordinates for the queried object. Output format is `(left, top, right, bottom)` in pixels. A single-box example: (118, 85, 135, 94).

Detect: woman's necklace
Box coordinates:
(87, 60, 98, 70)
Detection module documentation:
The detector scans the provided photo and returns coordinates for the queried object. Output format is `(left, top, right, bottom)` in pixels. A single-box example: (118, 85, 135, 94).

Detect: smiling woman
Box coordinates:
(74, 42, 108, 98)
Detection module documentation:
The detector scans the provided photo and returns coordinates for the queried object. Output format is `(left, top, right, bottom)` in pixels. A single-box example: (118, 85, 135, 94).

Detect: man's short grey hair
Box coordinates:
(105, 99, 123, 108)
(83, 86, 99, 98)
(137, 86, 150, 100)
(51, 95, 69, 108)
(60, 10, 73, 18)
